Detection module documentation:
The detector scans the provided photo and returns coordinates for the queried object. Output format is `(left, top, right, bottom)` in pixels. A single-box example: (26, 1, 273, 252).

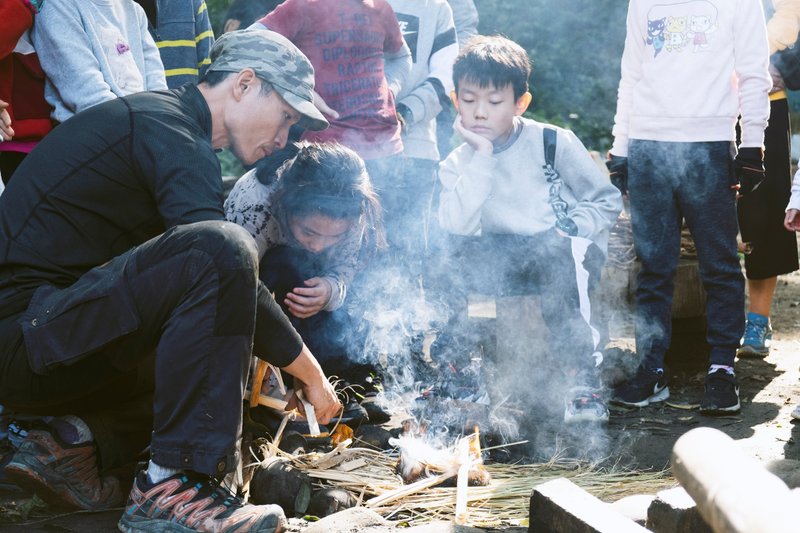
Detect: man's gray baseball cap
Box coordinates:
(207, 29, 328, 131)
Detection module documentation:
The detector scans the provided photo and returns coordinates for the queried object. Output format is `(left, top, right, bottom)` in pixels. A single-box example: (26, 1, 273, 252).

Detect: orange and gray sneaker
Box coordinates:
(118, 470, 286, 532)
(3, 427, 122, 510)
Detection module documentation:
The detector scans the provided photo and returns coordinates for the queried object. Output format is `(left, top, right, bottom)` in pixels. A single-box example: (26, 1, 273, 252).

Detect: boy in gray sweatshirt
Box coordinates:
(437, 35, 623, 423)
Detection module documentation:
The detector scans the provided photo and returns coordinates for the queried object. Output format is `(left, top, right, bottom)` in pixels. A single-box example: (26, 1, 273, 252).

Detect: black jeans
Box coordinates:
(432, 230, 606, 380)
(0, 221, 264, 476)
(260, 245, 357, 377)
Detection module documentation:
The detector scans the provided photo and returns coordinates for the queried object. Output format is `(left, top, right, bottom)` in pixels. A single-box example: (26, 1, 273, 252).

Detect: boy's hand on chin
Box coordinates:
(454, 115, 493, 155)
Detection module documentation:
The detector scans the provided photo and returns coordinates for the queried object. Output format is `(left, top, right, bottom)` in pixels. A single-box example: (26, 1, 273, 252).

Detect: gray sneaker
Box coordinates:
(564, 387, 609, 424)
(3, 428, 121, 510)
(118, 471, 286, 533)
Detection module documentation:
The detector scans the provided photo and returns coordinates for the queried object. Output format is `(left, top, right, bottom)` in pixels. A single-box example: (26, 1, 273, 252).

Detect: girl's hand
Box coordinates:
(784, 209, 800, 232)
(453, 115, 493, 155)
(285, 277, 332, 319)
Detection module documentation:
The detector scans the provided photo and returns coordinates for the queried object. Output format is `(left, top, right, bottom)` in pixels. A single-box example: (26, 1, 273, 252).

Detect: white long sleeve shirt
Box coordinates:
(610, 0, 771, 156)
(438, 118, 623, 253)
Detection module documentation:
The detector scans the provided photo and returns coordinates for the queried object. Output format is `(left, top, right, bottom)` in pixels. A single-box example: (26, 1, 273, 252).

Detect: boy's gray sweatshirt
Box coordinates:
(388, 0, 459, 161)
(33, 0, 167, 123)
(438, 117, 623, 253)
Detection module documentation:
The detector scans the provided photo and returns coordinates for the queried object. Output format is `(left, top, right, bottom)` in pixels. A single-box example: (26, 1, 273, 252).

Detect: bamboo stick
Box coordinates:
(365, 469, 458, 508)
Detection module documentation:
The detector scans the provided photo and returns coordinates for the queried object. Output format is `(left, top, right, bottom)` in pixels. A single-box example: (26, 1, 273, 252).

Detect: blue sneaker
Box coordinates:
(738, 312, 771, 358)
(610, 366, 669, 408)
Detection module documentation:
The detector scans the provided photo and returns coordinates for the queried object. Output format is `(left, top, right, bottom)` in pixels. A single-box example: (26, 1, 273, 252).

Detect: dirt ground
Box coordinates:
(2, 249, 800, 531)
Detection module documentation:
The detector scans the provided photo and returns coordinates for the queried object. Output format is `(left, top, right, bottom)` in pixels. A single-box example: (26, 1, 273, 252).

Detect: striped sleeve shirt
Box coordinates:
(149, 0, 214, 88)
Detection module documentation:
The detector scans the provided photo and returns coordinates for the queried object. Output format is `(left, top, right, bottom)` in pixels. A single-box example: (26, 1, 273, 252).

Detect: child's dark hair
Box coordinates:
(452, 35, 531, 100)
(255, 142, 386, 249)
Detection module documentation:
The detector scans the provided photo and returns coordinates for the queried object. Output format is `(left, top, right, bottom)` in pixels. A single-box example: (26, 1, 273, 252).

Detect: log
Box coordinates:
(671, 427, 799, 533)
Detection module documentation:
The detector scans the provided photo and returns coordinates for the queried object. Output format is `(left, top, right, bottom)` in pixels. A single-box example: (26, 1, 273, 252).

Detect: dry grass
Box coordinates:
(256, 442, 676, 528)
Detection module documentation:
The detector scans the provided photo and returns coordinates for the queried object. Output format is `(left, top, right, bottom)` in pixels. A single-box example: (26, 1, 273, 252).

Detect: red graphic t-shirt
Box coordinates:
(261, 0, 405, 160)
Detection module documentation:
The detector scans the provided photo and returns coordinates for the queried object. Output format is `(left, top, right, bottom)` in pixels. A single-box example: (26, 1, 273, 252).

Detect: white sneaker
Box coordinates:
(791, 404, 800, 421)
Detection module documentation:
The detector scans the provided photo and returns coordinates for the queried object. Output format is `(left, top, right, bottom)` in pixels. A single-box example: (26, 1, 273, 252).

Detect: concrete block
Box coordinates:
(528, 477, 650, 533)
(302, 507, 387, 533)
(646, 487, 712, 533)
(609, 494, 655, 525)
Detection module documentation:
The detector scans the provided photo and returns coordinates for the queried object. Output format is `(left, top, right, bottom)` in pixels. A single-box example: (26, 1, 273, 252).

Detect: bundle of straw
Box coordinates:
(258, 442, 675, 528)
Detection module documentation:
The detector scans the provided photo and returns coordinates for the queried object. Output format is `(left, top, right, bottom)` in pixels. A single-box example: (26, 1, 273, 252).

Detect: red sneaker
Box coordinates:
(3, 428, 122, 510)
(118, 471, 286, 532)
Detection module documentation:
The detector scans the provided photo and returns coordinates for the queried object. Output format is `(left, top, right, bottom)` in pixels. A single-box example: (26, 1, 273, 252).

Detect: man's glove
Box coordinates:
(605, 154, 628, 195)
(734, 147, 765, 196)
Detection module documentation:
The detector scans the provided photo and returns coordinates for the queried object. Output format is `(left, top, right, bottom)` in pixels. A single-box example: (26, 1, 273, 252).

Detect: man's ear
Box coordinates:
(233, 68, 258, 101)
(515, 91, 532, 116)
(450, 90, 459, 111)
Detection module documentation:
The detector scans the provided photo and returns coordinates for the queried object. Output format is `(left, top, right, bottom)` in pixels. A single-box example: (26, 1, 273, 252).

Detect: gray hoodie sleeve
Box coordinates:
(397, 1, 458, 125)
(385, 39, 412, 98)
(556, 129, 623, 244)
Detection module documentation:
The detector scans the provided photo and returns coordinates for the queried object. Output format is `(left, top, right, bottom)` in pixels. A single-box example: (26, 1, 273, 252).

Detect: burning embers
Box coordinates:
(391, 424, 491, 487)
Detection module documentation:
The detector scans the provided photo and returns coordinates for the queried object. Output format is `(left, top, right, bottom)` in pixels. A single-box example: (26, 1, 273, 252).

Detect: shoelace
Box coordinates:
(744, 321, 768, 343)
(190, 477, 244, 511)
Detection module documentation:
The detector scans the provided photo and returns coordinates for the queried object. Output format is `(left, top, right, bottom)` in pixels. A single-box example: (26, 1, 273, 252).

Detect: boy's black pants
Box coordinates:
(434, 229, 606, 383)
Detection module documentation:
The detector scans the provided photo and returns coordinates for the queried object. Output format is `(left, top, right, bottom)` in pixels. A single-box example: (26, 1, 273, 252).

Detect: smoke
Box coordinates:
(340, 222, 629, 462)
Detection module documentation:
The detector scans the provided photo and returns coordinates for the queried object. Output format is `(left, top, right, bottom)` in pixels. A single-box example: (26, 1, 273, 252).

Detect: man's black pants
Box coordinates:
(0, 221, 262, 476)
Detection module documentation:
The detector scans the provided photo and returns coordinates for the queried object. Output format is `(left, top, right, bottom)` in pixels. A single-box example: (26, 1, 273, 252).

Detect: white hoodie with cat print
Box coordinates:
(610, 0, 771, 156)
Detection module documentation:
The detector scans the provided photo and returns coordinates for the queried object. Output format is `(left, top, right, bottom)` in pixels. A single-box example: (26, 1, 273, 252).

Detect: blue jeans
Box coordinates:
(628, 140, 744, 369)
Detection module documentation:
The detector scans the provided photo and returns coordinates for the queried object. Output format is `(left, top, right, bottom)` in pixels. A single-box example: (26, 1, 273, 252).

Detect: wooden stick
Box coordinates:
(454, 440, 470, 525)
(312, 439, 353, 470)
(271, 411, 296, 454)
(365, 469, 457, 508)
(256, 394, 288, 412)
(249, 359, 270, 408)
(295, 389, 320, 436)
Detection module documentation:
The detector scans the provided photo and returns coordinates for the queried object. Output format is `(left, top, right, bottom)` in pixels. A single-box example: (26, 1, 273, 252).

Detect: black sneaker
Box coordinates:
(699, 369, 740, 415)
(564, 387, 609, 423)
(118, 471, 286, 532)
(339, 400, 369, 426)
(360, 394, 392, 425)
(610, 366, 669, 407)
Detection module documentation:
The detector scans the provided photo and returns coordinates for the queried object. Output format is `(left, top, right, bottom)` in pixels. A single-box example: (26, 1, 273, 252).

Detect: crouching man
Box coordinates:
(0, 30, 340, 533)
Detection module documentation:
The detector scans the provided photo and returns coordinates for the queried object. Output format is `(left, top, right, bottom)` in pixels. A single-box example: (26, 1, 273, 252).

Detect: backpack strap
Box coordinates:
(542, 127, 578, 235)
(543, 126, 557, 171)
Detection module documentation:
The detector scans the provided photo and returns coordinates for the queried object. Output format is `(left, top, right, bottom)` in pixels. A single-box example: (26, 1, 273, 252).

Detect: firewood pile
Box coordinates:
(608, 213, 701, 267)
(607, 212, 637, 269)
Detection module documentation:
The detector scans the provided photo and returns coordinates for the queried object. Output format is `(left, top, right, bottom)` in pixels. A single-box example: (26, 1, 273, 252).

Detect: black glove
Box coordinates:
(734, 147, 765, 196)
(396, 103, 413, 131)
(605, 154, 628, 195)
(555, 217, 579, 236)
